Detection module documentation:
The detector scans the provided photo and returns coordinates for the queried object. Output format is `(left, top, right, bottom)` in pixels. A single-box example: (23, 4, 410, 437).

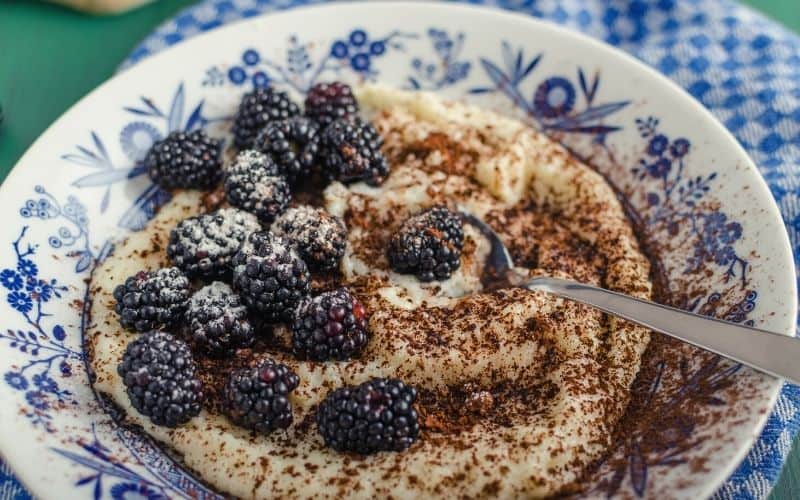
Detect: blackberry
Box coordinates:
(387, 206, 464, 282)
(316, 378, 419, 454)
(222, 358, 300, 434)
(224, 150, 291, 224)
(291, 288, 369, 361)
(113, 267, 191, 333)
(254, 117, 320, 184)
(232, 231, 310, 323)
(117, 331, 204, 427)
(167, 208, 261, 280)
(145, 130, 222, 190)
(232, 88, 300, 150)
(185, 282, 254, 357)
(305, 81, 359, 127)
(319, 117, 390, 185)
(271, 206, 347, 271)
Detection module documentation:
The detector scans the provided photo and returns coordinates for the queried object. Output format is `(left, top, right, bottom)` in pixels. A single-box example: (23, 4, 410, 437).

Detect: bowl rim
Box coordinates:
(0, 2, 796, 498)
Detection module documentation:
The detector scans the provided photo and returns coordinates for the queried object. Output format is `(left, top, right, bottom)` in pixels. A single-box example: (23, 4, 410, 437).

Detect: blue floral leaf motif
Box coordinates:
(185, 101, 206, 131)
(91, 132, 110, 163)
(407, 77, 421, 90)
(71, 168, 138, 188)
(469, 87, 494, 94)
(100, 189, 110, 214)
(167, 83, 186, 133)
(501, 41, 515, 73)
(53, 325, 66, 341)
(60, 154, 103, 168)
(479, 59, 532, 114)
(519, 53, 542, 81)
(122, 107, 156, 117)
(93, 476, 101, 500)
(76, 475, 96, 486)
(51, 449, 144, 483)
(27, 331, 36, 341)
(629, 447, 648, 496)
(75, 252, 93, 273)
(564, 101, 630, 125)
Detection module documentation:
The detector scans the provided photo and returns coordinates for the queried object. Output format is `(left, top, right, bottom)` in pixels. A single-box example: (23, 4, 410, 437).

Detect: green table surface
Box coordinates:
(0, 0, 799, 498)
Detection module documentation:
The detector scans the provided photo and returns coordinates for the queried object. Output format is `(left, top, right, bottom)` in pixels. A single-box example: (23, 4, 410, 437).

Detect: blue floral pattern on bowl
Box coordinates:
(1, 2, 796, 499)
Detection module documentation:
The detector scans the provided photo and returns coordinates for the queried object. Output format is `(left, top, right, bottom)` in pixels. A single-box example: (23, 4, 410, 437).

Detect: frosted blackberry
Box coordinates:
(388, 206, 464, 282)
(291, 288, 369, 361)
(232, 231, 310, 323)
(316, 378, 419, 454)
(304, 81, 359, 127)
(224, 150, 291, 224)
(232, 88, 300, 149)
(113, 267, 191, 333)
(253, 117, 320, 184)
(117, 331, 204, 427)
(145, 130, 222, 190)
(319, 117, 389, 185)
(222, 358, 300, 434)
(271, 206, 347, 271)
(167, 208, 261, 280)
(185, 282, 254, 357)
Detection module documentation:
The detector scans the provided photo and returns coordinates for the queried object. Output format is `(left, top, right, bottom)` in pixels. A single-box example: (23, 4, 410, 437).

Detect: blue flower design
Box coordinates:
(228, 66, 247, 85)
(242, 49, 260, 66)
(331, 41, 349, 59)
(370, 41, 386, 56)
(4, 372, 28, 391)
(713, 245, 737, 266)
(351, 53, 371, 71)
(647, 134, 669, 156)
(349, 29, 367, 47)
(25, 278, 53, 302)
(120, 122, 162, 162)
(8, 291, 33, 314)
(718, 221, 743, 244)
(17, 259, 38, 278)
(533, 77, 576, 118)
(110, 483, 166, 500)
(25, 391, 48, 410)
(252, 71, 270, 88)
(0, 269, 23, 291)
(647, 158, 672, 178)
(32, 374, 58, 393)
(670, 137, 691, 158)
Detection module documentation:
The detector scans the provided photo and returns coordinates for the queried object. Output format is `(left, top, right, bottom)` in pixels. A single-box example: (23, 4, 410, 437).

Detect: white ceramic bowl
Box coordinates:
(0, 3, 795, 498)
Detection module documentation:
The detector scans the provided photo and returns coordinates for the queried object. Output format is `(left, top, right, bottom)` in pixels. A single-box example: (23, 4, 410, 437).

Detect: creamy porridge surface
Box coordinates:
(89, 86, 652, 498)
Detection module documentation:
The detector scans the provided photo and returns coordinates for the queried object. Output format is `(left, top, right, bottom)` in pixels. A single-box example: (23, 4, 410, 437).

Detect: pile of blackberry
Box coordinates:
(114, 81, 433, 455)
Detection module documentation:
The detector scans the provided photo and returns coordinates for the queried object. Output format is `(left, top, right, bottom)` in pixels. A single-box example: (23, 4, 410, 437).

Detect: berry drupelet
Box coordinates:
(304, 81, 359, 127)
(167, 208, 261, 280)
(291, 288, 369, 361)
(113, 267, 191, 333)
(316, 378, 420, 454)
(185, 282, 254, 357)
(271, 206, 347, 271)
(319, 117, 390, 185)
(224, 150, 291, 224)
(145, 130, 222, 190)
(222, 358, 300, 434)
(117, 331, 204, 427)
(232, 231, 310, 323)
(232, 88, 300, 150)
(388, 206, 464, 282)
(253, 117, 320, 184)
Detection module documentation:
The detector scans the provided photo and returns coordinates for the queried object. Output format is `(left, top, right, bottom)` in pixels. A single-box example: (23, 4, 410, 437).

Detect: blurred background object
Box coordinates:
(45, 0, 155, 14)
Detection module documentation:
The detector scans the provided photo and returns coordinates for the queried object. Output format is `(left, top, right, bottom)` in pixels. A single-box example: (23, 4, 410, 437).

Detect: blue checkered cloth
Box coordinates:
(3, 1, 799, 498)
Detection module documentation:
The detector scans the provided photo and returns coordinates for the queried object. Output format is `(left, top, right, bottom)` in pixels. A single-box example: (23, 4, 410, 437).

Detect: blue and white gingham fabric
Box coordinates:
(4, 1, 799, 498)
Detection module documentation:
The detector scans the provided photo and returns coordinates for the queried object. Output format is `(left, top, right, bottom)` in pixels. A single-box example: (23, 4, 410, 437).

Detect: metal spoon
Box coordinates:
(460, 211, 800, 385)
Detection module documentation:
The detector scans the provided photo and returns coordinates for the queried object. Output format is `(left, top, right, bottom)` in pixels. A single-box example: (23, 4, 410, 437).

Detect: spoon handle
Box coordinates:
(527, 276, 800, 384)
